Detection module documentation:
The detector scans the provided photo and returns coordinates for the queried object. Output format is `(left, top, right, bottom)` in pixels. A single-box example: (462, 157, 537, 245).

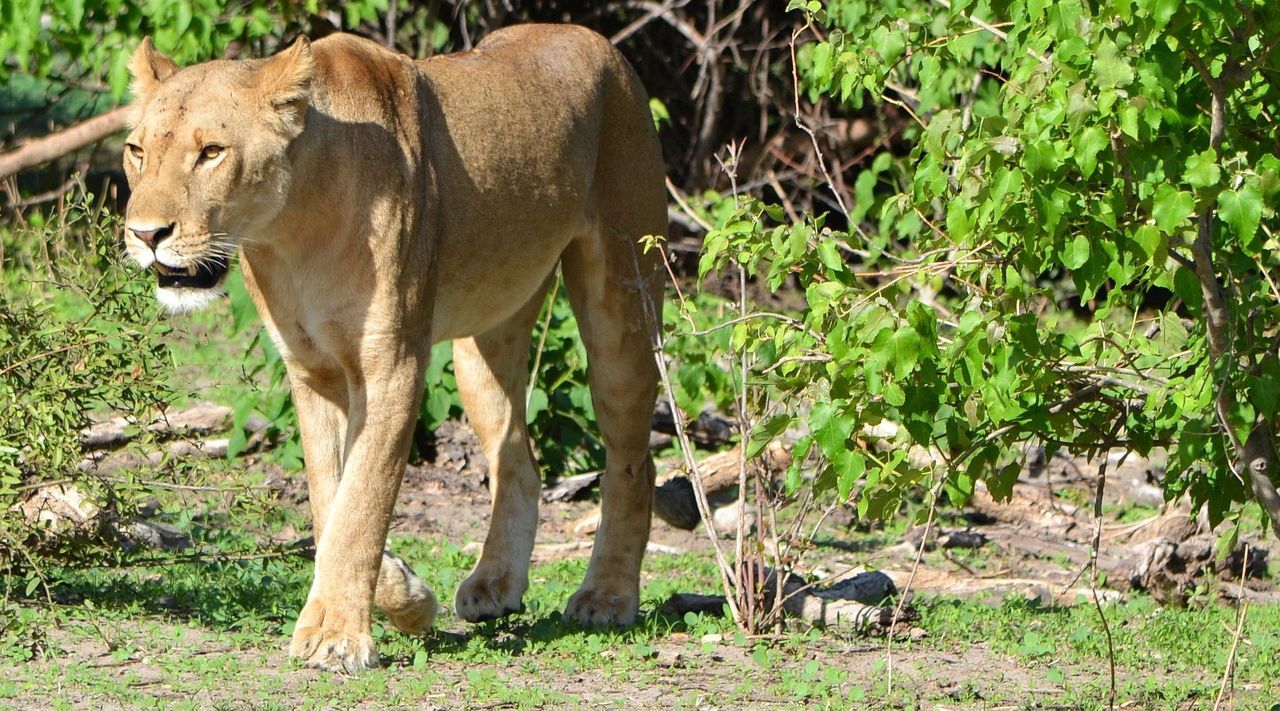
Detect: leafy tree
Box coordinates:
(690, 0, 1280, 553)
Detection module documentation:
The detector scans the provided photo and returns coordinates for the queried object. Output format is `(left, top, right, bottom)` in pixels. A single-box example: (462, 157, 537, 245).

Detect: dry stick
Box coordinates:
(885, 477, 943, 698)
(665, 176, 713, 231)
(105, 546, 306, 570)
(930, 0, 1050, 63)
(525, 273, 563, 409)
(385, 0, 397, 48)
(715, 143, 760, 630)
(0, 331, 142, 377)
(1088, 450, 1121, 710)
(788, 26, 850, 220)
(0, 107, 129, 179)
(1213, 546, 1252, 711)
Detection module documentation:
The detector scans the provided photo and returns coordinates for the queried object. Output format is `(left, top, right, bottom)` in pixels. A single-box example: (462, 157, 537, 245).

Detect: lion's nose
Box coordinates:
(129, 223, 176, 250)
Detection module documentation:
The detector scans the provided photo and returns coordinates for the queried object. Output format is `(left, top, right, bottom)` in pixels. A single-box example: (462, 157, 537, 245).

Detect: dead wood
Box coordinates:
(0, 107, 129, 179)
(663, 568, 909, 631)
(80, 402, 242, 450)
(541, 470, 602, 503)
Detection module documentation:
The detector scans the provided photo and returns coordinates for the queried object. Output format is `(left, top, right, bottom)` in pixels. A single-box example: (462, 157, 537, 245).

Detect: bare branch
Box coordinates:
(0, 107, 129, 180)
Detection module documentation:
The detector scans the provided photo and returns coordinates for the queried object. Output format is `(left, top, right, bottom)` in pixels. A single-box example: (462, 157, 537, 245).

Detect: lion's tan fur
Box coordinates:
(123, 26, 666, 672)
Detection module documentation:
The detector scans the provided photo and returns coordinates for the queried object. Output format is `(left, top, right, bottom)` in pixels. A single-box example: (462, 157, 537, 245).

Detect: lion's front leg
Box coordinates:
(289, 359, 426, 672)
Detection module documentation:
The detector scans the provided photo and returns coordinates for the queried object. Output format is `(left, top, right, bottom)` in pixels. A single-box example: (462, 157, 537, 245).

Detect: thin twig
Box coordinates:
(526, 273, 563, 409)
(628, 239, 741, 623)
(665, 176, 714, 231)
(1088, 449, 1123, 710)
(0, 331, 143, 377)
(1213, 546, 1252, 711)
(885, 477, 943, 696)
(789, 25, 850, 219)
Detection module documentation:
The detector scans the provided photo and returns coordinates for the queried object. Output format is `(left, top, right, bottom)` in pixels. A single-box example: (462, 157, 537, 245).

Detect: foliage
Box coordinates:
(0, 190, 174, 571)
(0, 0, 392, 102)
(684, 0, 1280, 545)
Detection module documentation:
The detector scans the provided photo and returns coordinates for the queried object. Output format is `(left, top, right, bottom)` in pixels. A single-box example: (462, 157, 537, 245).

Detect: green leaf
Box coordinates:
(1074, 126, 1108, 179)
(1132, 224, 1164, 261)
(1183, 150, 1220, 188)
(1061, 234, 1091, 269)
(1151, 185, 1195, 234)
(526, 388, 548, 424)
(889, 327, 922, 379)
(883, 382, 906, 407)
(1218, 185, 1263, 248)
(817, 238, 845, 272)
(835, 451, 865, 500)
(1173, 266, 1204, 312)
(746, 414, 791, 459)
(1247, 375, 1279, 418)
(811, 42, 833, 83)
(1094, 37, 1134, 89)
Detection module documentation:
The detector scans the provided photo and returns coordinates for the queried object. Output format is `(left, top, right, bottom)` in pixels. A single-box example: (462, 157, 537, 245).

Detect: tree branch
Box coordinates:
(0, 107, 129, 180)
(1182, 55, 1280, 538)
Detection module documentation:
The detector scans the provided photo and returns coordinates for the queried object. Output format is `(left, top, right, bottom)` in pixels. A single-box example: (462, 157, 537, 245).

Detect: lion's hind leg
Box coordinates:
(452, 282, 550, 622)
(558, 222, 664, 627)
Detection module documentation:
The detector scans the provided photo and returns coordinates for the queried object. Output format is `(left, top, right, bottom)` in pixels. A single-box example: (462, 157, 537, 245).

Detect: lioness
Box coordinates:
(122, 25, 666, 672)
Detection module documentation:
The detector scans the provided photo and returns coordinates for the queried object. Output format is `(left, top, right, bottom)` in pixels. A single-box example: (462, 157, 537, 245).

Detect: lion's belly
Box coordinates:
(428, 220, 580, 342)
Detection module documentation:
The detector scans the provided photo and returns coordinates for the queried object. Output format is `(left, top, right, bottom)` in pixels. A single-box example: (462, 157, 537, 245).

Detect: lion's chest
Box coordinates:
(245, 268, 368, 383)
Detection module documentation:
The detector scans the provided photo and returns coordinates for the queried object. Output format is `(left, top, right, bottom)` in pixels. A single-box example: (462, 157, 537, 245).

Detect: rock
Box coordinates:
(653, 476, 700, 530)
(571, 508, 601, 536)
(939, 529, 988, 549)
(648, 431, 674, 449)
(79, 403, 241, 451)
(124, 520, 192, 552)
(1128, 535, 1269, 605)
(662, 592, 730, 617)
(16, 484, 99, 534)
(650, 401, 736, 448)
(712, 503, 757, 534)
(166, 438, 230, 458)
(813, 571, 897, 604)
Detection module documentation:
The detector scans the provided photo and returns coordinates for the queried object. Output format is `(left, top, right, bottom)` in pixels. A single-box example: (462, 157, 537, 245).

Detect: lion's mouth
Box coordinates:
(154, 256, 229, 289)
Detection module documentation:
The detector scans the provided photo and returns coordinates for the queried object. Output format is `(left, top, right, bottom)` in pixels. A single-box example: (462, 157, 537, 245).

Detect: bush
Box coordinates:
(0, 189, 174, 574)
(667, 0, 1280, 631)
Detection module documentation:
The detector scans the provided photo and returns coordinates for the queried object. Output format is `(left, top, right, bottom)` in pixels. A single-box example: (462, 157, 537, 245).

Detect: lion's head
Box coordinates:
(123, 38, 314, 313)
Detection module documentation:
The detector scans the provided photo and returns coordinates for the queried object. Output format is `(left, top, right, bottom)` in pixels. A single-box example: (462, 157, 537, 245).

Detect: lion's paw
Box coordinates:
(564, 583, 639, 627)
(455, 568, 526, 622)
(289, 600, 379, 673)
(376, 553, 438, 635)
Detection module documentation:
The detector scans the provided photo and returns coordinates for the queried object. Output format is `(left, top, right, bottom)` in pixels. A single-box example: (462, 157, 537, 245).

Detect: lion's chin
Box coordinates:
(156, 286, 224, 314)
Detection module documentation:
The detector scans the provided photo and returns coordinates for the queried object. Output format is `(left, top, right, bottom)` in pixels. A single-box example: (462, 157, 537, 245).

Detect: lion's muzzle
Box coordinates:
(154, 256, 229, 290)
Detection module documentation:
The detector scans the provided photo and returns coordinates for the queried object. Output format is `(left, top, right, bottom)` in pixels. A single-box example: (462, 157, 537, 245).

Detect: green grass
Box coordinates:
(4, 521, 1277, 708)
(919, 594, 1280, 706)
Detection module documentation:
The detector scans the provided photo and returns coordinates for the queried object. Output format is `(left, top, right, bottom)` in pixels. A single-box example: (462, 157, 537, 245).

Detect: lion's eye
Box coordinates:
(126, 144, 144, 162)
(198, 145, 225, 164)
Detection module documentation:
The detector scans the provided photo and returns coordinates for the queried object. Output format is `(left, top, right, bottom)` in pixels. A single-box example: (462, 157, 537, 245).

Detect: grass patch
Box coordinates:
(4, 524, 1277, 708)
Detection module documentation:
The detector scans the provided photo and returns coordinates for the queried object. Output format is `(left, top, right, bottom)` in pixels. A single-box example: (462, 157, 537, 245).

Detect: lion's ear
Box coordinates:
(128, 38, 179, 104)
(256, 36, 314, 137)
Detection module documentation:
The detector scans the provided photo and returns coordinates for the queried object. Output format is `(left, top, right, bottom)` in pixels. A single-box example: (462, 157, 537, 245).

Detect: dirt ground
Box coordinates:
(11, 410, 1278, 709)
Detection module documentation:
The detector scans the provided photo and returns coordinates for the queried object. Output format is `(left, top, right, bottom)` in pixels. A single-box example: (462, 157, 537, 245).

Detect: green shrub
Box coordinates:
(691, 0, 1279, 532)
(0, 191, 174, 573)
